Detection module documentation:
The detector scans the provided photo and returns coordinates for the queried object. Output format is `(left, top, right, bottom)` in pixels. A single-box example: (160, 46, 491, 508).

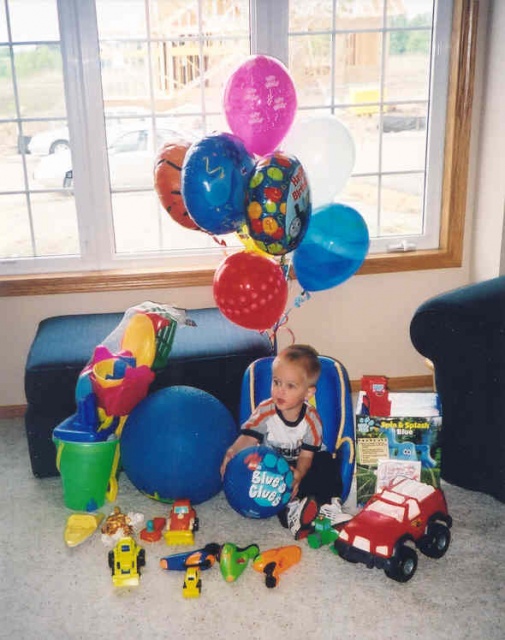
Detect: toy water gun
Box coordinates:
(160, 543, 221, 571)
(252, 545, 302, 588)
(219, 543, 259, 583)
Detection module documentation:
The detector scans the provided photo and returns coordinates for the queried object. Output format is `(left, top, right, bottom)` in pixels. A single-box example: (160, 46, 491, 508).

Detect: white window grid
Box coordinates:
(0, 0, 451, 276)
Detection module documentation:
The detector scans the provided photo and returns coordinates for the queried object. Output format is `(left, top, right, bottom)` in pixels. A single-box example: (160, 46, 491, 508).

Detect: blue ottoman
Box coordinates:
(25, 308, 274, 477)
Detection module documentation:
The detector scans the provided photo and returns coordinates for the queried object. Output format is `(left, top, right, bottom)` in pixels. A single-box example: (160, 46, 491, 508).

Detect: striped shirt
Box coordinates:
(241, 398, 323, 463)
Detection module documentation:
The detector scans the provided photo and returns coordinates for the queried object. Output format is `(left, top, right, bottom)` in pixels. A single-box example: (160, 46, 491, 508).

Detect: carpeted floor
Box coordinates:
(1, 417, 504, 640)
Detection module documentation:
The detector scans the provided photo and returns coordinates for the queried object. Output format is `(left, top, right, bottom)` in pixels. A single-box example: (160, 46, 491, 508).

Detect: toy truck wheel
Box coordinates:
(385, 545, 418, 583)
(193, 517, 200, 532)
(137, 548, 146, 569)
(419, 522, 451, 559)
(108, 550, 115, 572)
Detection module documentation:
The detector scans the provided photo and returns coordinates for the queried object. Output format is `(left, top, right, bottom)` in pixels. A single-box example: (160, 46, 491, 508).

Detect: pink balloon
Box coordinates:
(223, 55, 297, 157)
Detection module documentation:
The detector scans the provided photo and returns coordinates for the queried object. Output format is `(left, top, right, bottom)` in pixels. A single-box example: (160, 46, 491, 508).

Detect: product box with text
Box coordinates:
(355, 390, 442, 507)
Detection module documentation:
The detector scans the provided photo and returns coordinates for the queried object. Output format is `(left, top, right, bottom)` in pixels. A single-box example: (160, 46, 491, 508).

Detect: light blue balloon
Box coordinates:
(181, 132, 254, 235)
(292, 203, 369, 292)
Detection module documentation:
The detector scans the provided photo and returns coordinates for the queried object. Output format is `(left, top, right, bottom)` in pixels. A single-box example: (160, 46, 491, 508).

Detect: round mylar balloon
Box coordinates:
(282, 115, 355, 208)
(182, 132, 255, 235)
(293, 203, 369, 292)
(223, 55, 297, 156)
(213, 251, 288, 331)
(154, 139, 200, 231)
(245, 152, 311, 256)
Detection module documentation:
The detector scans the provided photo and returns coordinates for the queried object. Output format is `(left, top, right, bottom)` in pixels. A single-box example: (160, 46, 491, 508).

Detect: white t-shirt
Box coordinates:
(241, 398, 323, 463)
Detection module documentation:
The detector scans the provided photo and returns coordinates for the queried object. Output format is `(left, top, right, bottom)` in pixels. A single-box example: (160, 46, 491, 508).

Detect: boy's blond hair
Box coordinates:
(276, 344, 321, 386)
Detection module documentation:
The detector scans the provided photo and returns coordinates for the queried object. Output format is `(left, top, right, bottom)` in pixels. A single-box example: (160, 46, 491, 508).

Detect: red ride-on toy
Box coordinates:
(334, 477, 452, 582)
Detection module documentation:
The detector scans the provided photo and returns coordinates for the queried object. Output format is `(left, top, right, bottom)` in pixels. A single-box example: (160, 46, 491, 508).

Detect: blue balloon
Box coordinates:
(181, 132, 255, 235)
(292, 203, 369, 292)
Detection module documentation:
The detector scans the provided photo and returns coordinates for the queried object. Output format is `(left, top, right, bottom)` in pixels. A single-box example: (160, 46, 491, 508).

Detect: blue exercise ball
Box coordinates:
(223, 445, 293, 518)
(121, 386, 237, 505)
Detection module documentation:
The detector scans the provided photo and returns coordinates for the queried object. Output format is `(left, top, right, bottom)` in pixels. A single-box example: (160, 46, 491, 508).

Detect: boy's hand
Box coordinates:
(220, 447, 235, 478)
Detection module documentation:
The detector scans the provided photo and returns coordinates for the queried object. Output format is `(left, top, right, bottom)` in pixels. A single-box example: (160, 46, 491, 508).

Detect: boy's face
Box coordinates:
(271, 357, 315, 417)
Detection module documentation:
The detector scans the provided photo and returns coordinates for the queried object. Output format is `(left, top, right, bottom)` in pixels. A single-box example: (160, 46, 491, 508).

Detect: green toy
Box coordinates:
(220, 543, 260, 582)
(307, 516, 339, 550)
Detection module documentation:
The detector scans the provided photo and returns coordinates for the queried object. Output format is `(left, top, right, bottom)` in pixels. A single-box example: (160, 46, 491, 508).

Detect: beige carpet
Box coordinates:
(1, 417, 504, 640)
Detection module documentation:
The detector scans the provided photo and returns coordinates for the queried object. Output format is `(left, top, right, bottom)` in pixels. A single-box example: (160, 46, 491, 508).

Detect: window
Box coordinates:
(0, 0, 478, 295)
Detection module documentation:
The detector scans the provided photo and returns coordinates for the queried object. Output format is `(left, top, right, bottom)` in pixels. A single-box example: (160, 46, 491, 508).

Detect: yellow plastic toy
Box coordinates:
(108, 536, 145, 587)
(182, 566, 202, 598)
(64, 513, 104, 547)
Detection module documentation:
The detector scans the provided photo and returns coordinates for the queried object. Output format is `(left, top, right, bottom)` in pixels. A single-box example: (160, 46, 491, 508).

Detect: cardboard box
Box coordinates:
(355, 390, 442, 507)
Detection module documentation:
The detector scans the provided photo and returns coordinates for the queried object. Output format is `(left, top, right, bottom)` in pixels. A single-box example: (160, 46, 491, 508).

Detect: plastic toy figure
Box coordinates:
(164, 499, 199, 545)
(306, 515, 339, 550)
(334, 477, 452, 582)
(219, 543, 259, 582)
(160, 543, 221, 571)
(182, 566, 202, 598)
(252, 545, 302, 588)
(108, 536, 146, 587)
(102, 506, 134, 537)
(140, 517, 166, 542)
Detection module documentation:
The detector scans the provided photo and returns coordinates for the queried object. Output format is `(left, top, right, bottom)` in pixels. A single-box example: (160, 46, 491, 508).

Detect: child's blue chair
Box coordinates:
(239, 356, 356, 502)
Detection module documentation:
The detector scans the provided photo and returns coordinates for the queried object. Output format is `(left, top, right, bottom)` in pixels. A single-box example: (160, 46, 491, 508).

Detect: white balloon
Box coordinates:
(282, 115, 355, 207)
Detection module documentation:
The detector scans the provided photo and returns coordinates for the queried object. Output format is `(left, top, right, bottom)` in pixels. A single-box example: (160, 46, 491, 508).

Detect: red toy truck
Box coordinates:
(334, 477, 452, 582)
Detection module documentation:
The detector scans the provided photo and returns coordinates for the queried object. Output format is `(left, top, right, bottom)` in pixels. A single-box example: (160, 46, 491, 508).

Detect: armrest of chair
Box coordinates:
(410, 275, 505, 365)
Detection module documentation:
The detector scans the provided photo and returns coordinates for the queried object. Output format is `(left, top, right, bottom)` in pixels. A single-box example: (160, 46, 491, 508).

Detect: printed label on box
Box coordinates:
(376, 459, 422, 490)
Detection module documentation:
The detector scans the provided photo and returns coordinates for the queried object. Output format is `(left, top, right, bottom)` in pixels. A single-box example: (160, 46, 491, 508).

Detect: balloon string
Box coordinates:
(269, 289, 310, 346)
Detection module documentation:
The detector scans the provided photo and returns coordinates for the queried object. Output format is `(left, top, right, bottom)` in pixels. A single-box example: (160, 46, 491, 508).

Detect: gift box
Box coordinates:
(355, 377, 442, 507)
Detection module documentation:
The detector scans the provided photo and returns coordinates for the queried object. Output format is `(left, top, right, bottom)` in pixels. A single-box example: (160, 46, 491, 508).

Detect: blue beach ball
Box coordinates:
(121, 386, 237, 505)
(223, 445, 293, 518)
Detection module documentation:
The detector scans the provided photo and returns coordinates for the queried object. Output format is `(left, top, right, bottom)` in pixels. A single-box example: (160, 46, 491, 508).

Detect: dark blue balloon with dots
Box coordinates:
(223, 445, 293, 518)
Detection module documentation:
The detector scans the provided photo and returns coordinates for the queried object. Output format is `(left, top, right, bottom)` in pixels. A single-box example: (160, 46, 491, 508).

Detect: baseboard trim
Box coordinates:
(0, 375, 434, 419)
(0, 405, 26, 419)
(350, 374, 434, 393)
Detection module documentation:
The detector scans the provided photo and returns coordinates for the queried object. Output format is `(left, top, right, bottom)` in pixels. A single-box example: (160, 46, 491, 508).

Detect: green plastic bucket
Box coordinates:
(54, 437, 120, 511)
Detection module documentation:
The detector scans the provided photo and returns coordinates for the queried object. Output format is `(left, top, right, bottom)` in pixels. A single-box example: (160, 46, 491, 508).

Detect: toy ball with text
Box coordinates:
(223, 55, 297, 156)
(154, 138, 200, 231)
(181, 132, 254, 235)
(245, 152, 311, 256)
(213, 251, 288, 331)
(224, 445, 293, 519)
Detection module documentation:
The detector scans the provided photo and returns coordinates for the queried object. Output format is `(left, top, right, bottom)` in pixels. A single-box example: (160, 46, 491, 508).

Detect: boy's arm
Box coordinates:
(220, 434, 259, 477)
(292, 449, 314, 498)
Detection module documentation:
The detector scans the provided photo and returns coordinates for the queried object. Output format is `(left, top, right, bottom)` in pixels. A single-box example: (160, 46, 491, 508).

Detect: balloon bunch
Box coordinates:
(154, 54, 370, 334)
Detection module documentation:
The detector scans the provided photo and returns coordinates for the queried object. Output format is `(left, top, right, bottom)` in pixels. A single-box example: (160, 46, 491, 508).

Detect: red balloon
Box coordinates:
(154, 140, 200, 231)
(213, 252, 288, 331)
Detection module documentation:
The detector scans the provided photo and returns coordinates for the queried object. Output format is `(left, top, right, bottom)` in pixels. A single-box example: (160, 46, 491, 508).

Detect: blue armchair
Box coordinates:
(410, 276, 505, 503)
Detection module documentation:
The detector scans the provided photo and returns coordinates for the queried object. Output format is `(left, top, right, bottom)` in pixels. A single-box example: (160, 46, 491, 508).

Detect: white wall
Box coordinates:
(2, 0, 503, 408)
(470, 0, 505, 280)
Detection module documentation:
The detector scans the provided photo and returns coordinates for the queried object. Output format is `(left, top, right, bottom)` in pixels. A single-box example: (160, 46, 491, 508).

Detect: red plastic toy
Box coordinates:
(360, 375, 391, 416)
(334, 477, 452, 582)
(140, 517, 166, 542)
(164, 499, 199, 545)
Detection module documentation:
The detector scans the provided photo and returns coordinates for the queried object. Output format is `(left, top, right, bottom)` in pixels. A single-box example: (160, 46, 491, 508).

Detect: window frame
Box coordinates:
(0, 0, 478, 297)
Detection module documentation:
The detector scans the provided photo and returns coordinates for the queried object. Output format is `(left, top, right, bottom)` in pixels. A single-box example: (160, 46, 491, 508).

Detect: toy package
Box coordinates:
(355, 376, 442, 507)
